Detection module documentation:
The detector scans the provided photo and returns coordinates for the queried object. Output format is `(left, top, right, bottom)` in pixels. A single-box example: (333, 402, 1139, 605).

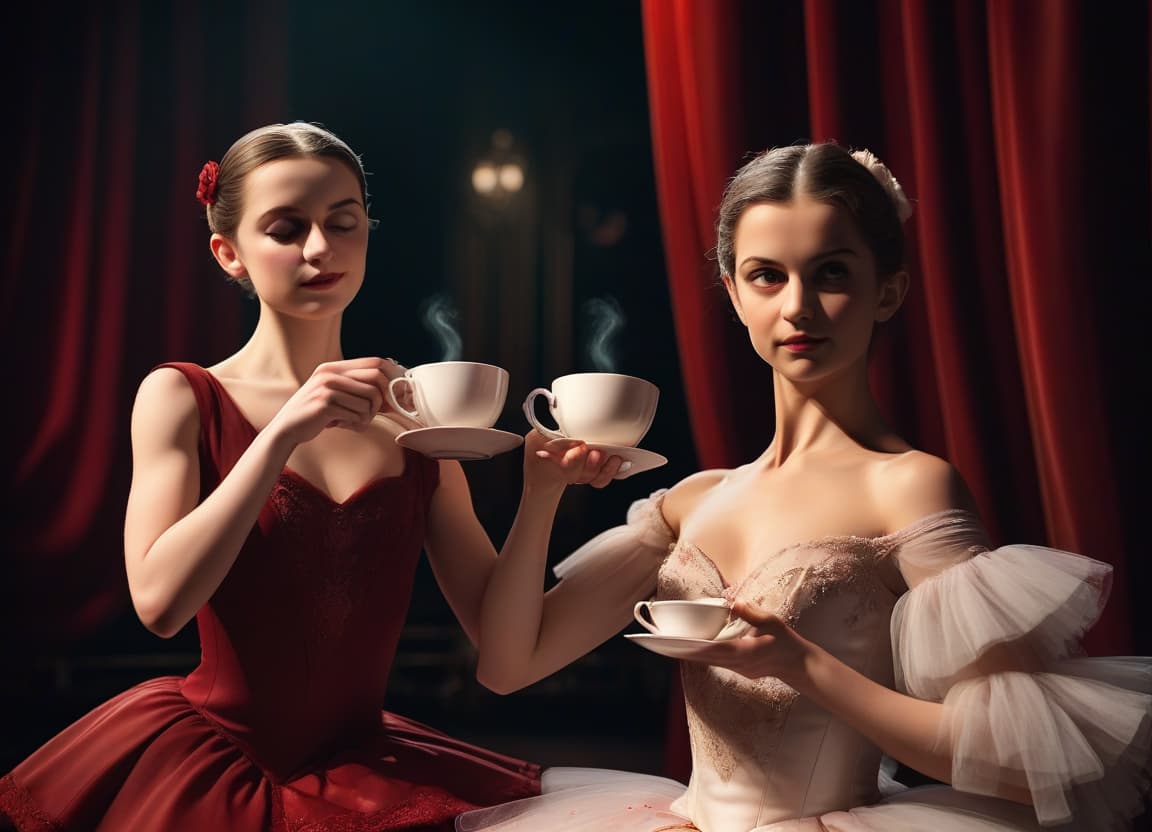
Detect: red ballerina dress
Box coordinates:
(0, 362, 540, 831)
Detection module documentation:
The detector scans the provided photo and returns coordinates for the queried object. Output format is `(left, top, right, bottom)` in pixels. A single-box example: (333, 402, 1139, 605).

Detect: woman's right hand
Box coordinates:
(266, 357, 403, 446)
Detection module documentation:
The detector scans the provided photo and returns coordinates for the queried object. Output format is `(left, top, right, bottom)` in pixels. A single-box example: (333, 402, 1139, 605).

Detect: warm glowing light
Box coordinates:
(498, 163, 524, 192)
(471, 131, 526, 201)
(471, 162, 498, 194)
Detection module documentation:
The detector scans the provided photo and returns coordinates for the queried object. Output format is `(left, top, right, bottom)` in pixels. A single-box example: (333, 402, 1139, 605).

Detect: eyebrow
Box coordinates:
(256, 197, 364, 224)
(738, 247, 858, 270)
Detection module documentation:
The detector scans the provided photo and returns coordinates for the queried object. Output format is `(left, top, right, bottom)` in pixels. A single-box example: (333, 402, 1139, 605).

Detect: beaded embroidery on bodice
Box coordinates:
(657, 536, 901, 783)
(447, 502, 1152, 832)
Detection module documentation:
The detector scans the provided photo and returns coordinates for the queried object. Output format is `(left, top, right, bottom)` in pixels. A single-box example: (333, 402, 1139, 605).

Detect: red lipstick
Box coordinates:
(301, 272, 344, 290)
(780, 335, 826, 353)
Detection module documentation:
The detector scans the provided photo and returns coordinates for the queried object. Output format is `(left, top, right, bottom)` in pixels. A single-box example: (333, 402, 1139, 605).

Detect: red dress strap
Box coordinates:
(149, 362, 256, 493)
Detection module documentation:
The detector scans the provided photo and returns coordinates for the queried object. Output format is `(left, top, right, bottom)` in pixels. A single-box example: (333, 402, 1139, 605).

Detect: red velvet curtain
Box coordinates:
(643, 0, 1148, 781)
(1, 0, 288, 670)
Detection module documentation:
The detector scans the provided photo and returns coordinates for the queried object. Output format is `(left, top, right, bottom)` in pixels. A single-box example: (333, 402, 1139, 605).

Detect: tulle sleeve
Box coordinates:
(891, 518, 1152, 827)
(551, 488, 674, 592)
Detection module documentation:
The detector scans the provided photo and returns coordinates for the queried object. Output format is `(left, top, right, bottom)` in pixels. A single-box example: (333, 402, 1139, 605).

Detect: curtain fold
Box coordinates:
(896, 1, 1051, 551)
(642, 0, 747, 469)
(1, 0, 286, 661)
(984, 2, 1130, 637)
(643, 0, 1147, 780)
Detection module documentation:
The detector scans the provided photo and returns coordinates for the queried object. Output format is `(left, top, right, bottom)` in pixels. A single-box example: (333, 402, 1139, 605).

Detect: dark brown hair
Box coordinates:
(715, 142, 907, 280)
(205, 122, 370, 292)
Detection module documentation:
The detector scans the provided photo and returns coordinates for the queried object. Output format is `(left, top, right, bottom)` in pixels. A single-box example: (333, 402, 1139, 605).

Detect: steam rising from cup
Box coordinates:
(584, 296, 624, 372)
(421, 293, 462, 362)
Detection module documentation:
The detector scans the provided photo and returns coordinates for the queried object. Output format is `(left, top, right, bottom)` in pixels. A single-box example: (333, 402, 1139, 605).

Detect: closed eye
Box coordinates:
(265, 217, 361, 242)
(266, 220, 304, 242)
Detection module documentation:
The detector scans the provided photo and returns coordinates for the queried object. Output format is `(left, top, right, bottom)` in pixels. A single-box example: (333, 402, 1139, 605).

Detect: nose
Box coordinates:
(781, 275, 814, 324)
(302, 223, 333, 265)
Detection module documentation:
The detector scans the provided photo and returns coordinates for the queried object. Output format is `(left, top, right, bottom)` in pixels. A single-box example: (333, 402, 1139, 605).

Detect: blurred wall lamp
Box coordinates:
(471, 129, 525, 197)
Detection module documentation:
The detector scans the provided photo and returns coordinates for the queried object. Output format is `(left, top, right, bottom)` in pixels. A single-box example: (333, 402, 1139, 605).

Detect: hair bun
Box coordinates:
(850, 149, 912, 223)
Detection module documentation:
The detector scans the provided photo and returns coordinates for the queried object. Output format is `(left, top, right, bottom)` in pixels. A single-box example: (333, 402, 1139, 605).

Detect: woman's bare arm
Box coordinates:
(124, 368, 295, 637)
(124, 359, 395, 637)
(476, 438, 722, 694)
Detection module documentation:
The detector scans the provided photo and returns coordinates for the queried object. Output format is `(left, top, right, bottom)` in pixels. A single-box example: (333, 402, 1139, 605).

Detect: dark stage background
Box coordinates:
(2, 1, 1150, 825)
(0, 0, 693, 776)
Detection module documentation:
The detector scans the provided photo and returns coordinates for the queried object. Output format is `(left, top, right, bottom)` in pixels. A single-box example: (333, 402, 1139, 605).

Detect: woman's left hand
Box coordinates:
(679, 600, 816, 688)
(522, 427, 626, 490)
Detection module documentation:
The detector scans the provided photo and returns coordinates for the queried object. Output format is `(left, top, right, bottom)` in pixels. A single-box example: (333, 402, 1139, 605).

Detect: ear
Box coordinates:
(722, 273, 747, 326)
(874, 270, 908, 322)
(210, 233, 248, 280)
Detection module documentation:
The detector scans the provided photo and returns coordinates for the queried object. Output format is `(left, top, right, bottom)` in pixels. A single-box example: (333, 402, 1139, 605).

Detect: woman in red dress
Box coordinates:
(0, 122, 557, 831)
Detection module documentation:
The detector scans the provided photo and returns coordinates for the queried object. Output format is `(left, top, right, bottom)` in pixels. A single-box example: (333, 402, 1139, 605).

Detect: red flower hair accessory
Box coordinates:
(196, 160, 220, 206)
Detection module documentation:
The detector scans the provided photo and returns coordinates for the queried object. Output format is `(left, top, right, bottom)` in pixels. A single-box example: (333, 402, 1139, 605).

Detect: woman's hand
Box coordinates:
(266, 357, 409, 446)
(679, 600, 817, 688)
(522, 428, 626, 490)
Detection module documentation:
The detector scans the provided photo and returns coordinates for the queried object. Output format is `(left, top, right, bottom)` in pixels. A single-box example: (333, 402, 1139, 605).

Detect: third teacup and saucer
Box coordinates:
(521, 372, 668, 479)
(388, 361, 524, 460)
(624, 598, 747, 659)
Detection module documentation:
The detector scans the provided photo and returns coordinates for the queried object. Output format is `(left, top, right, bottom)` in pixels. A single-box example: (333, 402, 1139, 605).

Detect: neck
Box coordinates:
(765, 359, 892, 466)
(230, 307, 345, 384)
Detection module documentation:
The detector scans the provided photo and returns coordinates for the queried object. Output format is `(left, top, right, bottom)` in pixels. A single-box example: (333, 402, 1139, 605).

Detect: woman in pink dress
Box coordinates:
(0, 121, 549, 831)
(459, 142, 1152, 830)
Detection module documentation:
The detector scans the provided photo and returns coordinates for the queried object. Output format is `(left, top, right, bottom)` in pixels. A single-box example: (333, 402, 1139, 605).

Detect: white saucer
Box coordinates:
(624, 620, 747, 658)
(624, 633, 722, 659)
(585, 443, 668, 479)
(396, 427, 524, 460)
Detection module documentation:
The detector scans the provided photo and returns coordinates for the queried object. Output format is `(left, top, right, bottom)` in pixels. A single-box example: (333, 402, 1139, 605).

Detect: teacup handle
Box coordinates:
(632, 600, 661, 634)
(386, 377, 423, 423)
(522, 387, 568, 440)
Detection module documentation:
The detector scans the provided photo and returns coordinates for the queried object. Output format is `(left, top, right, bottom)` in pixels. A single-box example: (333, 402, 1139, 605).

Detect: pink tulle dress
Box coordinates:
(0, 363, 540, 831)
(456, 490, 1152, 831)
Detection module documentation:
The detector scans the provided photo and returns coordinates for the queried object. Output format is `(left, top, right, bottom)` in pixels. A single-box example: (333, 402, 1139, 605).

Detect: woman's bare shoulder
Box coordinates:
(872, 449, 978, 530)
(131, 367, 200, 442)
(134, 366, 198, 414)
(661, 467, 736, 535)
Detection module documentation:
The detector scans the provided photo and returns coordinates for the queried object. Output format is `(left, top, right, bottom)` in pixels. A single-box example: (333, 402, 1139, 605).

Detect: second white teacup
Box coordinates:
(386, 361, 509, 428)
(522, 372, 659, 446)
(633, 598, 731, 640)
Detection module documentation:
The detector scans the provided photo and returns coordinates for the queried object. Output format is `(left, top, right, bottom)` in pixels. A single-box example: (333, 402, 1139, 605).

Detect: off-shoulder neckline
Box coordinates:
(674, 508, 981, 592)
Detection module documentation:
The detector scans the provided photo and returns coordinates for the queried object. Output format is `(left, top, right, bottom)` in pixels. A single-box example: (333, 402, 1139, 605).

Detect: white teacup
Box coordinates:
(633, 598, 731, 640)
(386, 361, 509, 428)
(522, 372, 658, 446)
